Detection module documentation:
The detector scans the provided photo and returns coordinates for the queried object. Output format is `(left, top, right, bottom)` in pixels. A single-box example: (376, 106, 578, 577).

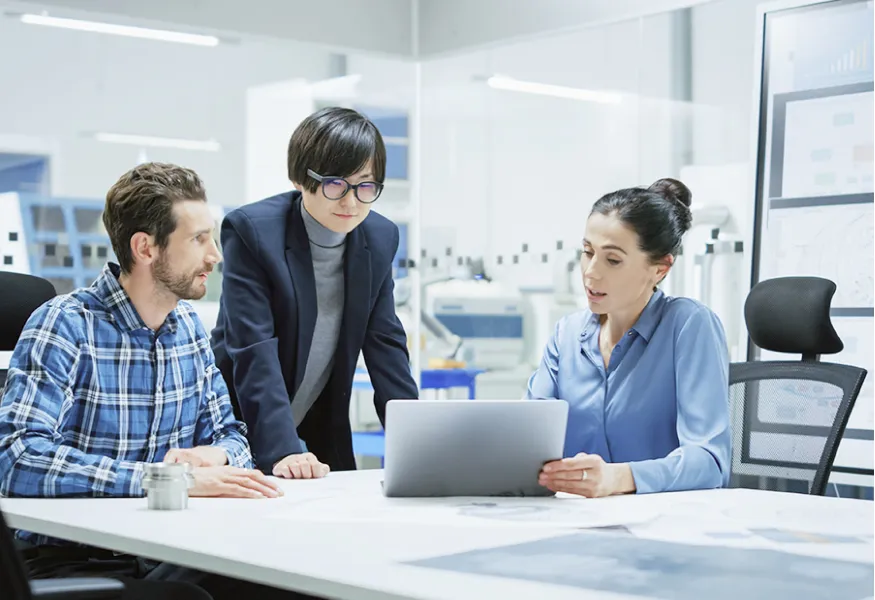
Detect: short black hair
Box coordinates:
(590, 178, 693, 262)
(287, 107, 386, 192)
(102, 162, 206, 274)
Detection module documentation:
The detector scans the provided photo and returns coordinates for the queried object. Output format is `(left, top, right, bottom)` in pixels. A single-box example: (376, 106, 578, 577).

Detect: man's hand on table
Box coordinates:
(272, 452, 330, 479)
(189, 466, 284, 499)
(163, 446, 228, 467)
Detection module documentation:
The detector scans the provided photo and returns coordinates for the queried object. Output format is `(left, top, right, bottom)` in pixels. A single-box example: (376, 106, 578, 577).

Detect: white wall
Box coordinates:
(686, 0, 764, 356)
(410, 3, 767, 365)
(245, 80, 314, 204)
(685, 0, 764, 262)
(418, 0, 717, 57)
(0, 15, 333, 209)
(417, 13, 679, 279)
(409, 13, 684, 368)
(690, 0, 761, 167)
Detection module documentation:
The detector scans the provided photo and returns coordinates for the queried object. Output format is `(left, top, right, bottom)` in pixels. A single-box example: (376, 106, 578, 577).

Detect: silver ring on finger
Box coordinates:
(581, 469, 588, 481)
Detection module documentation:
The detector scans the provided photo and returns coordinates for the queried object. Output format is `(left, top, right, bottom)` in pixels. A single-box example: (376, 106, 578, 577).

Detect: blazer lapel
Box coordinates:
(341, 226, 371, 362)
(285, 196, 317, 393)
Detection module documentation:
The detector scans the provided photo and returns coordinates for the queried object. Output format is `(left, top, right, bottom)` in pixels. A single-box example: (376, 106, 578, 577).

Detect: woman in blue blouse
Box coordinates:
(530, 178, 731, 497)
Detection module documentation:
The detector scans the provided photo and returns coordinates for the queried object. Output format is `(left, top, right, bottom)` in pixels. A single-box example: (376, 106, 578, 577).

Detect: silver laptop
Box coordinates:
(382, 399, 568, 497)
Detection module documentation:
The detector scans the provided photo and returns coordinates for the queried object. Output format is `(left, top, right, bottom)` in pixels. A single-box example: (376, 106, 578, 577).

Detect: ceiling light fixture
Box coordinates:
(93, 133, 221, 152)
(20, 14, 219, 47)
(486, 75, 622, 104)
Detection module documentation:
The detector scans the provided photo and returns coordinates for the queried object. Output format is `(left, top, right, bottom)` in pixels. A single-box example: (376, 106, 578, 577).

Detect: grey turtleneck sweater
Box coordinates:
(291, 206, 347, 426)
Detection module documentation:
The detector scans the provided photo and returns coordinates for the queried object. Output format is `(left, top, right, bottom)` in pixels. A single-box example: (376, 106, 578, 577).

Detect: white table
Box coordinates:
(2, 470, 873, 600)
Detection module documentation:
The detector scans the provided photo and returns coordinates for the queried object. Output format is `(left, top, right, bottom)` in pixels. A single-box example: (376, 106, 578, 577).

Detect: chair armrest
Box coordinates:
(30, 577, 125, 599)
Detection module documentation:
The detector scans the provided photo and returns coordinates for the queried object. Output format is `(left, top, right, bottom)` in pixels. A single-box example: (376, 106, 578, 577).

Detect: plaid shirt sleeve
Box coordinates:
(191, 318, 253, 469)
(0, 302, 146, 497)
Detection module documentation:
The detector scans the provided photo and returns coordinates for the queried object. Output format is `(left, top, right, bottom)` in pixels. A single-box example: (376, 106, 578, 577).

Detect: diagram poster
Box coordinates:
(750, 0, 874, 479)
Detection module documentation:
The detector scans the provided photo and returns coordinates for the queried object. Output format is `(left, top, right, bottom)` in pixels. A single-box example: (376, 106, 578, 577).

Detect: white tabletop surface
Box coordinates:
(2, 470, 873, 600)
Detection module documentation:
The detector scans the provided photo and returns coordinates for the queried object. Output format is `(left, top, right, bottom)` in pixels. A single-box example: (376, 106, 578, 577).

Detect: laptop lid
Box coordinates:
(382, 399, 568, 497)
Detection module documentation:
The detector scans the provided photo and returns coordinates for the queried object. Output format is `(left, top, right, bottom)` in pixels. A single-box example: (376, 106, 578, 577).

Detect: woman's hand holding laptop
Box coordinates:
(539, 453, 636, 498)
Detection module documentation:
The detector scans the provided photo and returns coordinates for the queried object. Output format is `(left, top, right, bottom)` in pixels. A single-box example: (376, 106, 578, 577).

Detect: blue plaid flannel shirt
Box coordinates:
(0, 264, 252, 543)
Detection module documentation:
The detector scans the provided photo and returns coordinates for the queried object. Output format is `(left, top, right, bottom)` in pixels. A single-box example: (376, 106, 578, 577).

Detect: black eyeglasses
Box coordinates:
(307, 169, 383, 204)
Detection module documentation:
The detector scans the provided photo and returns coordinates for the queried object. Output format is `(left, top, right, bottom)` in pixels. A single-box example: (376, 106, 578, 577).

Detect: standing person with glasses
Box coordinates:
(211, 107, 419, 479)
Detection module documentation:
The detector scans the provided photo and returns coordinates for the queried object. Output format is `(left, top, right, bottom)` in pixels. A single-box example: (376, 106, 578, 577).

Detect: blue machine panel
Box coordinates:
(434, 314, 524, 339)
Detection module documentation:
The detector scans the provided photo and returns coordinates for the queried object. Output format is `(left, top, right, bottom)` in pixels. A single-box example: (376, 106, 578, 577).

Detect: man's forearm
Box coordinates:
(1, 437, 146, 497)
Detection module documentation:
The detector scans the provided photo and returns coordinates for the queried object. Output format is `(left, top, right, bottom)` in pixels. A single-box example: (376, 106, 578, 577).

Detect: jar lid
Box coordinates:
(144, 462, 192, 480)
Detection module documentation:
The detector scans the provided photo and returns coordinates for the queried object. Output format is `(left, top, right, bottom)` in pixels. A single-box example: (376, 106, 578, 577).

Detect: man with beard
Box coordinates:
(0, 162, 298, 600)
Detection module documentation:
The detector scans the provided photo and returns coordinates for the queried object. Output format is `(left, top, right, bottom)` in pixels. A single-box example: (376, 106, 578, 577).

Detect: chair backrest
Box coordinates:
(0, 272, 56, 394)
(0, 273, 53, 595)
(0, 506, 33, 600)
(730, 276, 868, 496)
(729, 360, 866, 496)
(0, 271, 57, 352)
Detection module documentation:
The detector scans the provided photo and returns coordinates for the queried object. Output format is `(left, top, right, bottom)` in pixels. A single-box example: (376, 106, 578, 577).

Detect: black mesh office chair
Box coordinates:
(0, 272, 122, 598)
(0, 272, 57, 391)
(729, 276, 868, 496)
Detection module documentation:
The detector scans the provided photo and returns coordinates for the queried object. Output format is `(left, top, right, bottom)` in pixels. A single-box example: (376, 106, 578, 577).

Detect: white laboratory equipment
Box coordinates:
(425, 278, 526, 370)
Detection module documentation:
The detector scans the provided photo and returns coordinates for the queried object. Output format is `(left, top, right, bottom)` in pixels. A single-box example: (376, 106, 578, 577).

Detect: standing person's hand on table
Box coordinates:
(272, 452, 330, 479)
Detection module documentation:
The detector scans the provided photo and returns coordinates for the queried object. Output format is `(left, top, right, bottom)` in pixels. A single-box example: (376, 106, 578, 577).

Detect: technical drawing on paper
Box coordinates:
(270, 494, 658, 529)
(406, 531, 874, 600)
(452, 500, 653, 527)
(763, 203, 874, 308)
(832, 317, 875, 431)
(759, 317, 874, 432)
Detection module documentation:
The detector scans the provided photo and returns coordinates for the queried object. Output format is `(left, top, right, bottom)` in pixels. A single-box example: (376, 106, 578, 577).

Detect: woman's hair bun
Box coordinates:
(649, 177, 692, 232)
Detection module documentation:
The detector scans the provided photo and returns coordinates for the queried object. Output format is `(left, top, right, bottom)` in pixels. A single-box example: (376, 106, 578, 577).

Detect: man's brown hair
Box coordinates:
(102, 162, 206, 274)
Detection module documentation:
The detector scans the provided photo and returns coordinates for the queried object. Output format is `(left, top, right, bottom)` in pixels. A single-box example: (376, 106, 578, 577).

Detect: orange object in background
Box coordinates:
(427, 358, 467, 369)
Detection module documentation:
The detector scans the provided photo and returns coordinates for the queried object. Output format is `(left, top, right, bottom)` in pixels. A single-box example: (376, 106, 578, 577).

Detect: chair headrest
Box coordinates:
(744, 276, 843, 357)
(0, 272, 56, 351)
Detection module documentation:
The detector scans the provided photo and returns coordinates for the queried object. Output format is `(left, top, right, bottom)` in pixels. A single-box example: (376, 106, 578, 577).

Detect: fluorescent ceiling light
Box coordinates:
(486, 75, 622, 104)
(20, 14, 219, 47)
(94, 133, 221, 152)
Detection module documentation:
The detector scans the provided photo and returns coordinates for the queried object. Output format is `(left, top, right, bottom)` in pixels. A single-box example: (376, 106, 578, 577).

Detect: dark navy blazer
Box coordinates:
(211, 191, 419, 472)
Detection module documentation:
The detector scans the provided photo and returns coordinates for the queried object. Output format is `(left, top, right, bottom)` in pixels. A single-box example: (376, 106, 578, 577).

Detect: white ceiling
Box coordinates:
(5, 0, 721, 58)
(4, 0, 414, 56)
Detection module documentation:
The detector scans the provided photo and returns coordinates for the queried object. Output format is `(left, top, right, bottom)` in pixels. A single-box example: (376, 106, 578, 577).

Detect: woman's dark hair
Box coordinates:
(590, 178, 693, 262)
(287, 107, 386, 192)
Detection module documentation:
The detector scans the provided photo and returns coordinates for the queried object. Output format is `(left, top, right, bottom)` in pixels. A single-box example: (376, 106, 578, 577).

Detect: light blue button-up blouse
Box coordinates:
(526, 290, 731, 493)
